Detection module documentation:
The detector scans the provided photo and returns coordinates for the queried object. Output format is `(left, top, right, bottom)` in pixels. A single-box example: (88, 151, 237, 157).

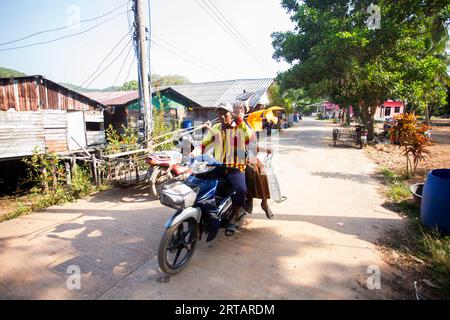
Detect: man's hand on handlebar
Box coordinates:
(204, 121, 212, 130)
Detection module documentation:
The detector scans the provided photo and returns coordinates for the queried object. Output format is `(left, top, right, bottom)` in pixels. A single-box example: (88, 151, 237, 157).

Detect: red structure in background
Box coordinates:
(316, 100, 405, 121)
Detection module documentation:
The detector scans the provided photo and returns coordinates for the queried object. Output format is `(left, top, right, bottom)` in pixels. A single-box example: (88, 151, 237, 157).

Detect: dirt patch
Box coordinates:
(377, 229, 444, 300)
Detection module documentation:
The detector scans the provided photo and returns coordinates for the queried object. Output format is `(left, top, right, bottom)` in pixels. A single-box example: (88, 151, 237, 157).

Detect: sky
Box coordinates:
(0, 0, 295, 89)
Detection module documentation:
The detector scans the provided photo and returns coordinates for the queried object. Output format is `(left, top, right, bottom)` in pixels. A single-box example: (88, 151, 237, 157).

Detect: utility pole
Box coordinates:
(133, 0, 152, 148)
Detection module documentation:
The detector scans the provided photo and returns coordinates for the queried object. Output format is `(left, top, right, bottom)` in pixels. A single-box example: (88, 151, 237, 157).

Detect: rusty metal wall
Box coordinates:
(0, 78, 99, 112)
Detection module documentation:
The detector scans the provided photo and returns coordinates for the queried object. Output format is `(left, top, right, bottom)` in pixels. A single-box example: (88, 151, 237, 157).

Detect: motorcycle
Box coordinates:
(157, 155, 247, 275)
(145, 135, 196, 197)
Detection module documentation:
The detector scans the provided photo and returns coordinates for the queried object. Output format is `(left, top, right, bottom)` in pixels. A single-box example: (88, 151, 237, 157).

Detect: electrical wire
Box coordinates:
(79, 31, 132, 88)
(195, 0, 263, 65)
(152, 40, 228, 78)
(152, 34, 232, 78)
(113, 43, 135, 88)
(206, 0, 261, 59)
(124, 54, 137, 85)
(0, 2, 129, 46)
(85, 38, 133, 89)
(0, 11, 129, 52)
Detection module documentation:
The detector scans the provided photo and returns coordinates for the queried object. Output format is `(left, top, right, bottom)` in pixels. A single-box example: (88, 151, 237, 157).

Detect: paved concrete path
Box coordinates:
(0, 118, 406, 300)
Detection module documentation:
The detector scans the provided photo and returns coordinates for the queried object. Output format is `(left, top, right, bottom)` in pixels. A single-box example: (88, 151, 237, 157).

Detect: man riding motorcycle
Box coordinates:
(191, 101, 253, 236)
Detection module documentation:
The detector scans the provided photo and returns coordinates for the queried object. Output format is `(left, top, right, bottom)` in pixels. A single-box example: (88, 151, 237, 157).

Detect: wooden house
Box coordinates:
(0, 75, 107, 160)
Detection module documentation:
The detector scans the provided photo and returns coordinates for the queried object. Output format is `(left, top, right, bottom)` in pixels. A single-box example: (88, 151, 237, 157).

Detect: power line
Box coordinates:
(124, 55, 137, 84)
(0, 2, 129, 46)
(85, 38, 133, 89)
(113, 43, 134, 87)
(151, 39, 228, 78)
(152, 34, 233, 78)
(0, 11, 128, 52)
(194, 0, 268, 69)
(206, 0, 261, 58)
(79, 31, 132, 88)
(201, 0, 268, 68)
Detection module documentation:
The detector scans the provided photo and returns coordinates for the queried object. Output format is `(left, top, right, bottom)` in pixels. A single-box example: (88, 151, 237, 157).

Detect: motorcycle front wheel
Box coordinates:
(158, 218, 199, 275)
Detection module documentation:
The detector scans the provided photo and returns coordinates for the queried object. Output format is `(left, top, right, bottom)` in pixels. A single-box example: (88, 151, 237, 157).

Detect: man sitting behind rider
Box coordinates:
(191, 101, 254, 236)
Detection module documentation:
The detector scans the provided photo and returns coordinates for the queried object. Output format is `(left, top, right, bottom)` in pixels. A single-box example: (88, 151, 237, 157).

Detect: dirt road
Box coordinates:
(0, 118, 407, 300)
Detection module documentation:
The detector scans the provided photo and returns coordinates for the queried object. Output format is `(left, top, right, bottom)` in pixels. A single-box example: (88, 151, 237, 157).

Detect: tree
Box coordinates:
(120, 80, 139, 91)
(272, 0, 449, 140)
(119, 74, 191, 91)
(151, 74, 190, 87)
(0, 67, 26, 78)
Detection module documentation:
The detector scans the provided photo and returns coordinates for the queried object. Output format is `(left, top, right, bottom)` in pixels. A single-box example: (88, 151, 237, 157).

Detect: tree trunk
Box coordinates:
(424, 104, 431, 126)
(360, 102, 376, 141)
(346, 107, 351, 125)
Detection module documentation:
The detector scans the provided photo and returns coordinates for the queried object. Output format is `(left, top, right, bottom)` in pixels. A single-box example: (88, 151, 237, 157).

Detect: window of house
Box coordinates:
(395, 107, 401, 113)
(86, 122, 103, 131)
(385, 107, 391, 117)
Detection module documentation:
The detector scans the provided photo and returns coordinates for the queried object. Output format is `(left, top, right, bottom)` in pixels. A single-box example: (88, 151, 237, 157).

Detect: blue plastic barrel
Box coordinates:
(182, 119, 193, 129)
(294, 115, 298, 122)
(421, 169, 450, 235)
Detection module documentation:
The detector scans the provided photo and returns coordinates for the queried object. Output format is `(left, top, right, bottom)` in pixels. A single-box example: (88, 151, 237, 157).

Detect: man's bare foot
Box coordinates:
(261, 200, 274, 220)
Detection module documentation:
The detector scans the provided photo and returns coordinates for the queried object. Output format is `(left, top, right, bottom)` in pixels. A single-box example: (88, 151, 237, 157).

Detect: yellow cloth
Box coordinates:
(246, 107, 284, 132)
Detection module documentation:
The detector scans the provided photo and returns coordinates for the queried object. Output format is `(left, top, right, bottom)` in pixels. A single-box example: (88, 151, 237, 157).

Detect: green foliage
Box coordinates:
(0, 67, 26, 78)
(120, 75, 190, 92)
(379, 167, 398, 185)
(152, 109, 176, 151)
(387, 182, 412, 202)
(69, 165, 94, 199)
(268, 84, 319, 114)
(379, 168, 411, 202)
(13, 149, 105, 223)
(120, 80, 139, 91)
(422, 233, 450, 279)
(105, 125, 139, 155)
(58, 83, 103, 93)
(152, 74, 190, 87)
(22, 147, 65, 194)
(389, 113, 431, 176)
(272, 0, 449, 140)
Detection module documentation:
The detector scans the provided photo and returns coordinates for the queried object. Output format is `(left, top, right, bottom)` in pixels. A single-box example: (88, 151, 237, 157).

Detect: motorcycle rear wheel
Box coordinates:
(150, 168, 172, 198)
(158, 219, 199, 275)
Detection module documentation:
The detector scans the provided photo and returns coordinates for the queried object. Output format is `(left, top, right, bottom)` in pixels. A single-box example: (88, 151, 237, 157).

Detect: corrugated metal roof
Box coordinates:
(85, 91, 139, 106)
(85, 78, 274, 109)
(214, 78, 274, 107)
(171, 78, 274, 108)
(170, 80, 235, 108)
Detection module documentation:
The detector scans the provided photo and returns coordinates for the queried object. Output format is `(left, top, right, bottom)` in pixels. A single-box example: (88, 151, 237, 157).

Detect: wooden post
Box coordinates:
(71, 155, 76, 176)
(91, 155, 99, 186)
(135, 160, 139, 182)
(41, 165, 49, 194)
(52, 164, 57, 191)
(65, 162, 72, 186)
